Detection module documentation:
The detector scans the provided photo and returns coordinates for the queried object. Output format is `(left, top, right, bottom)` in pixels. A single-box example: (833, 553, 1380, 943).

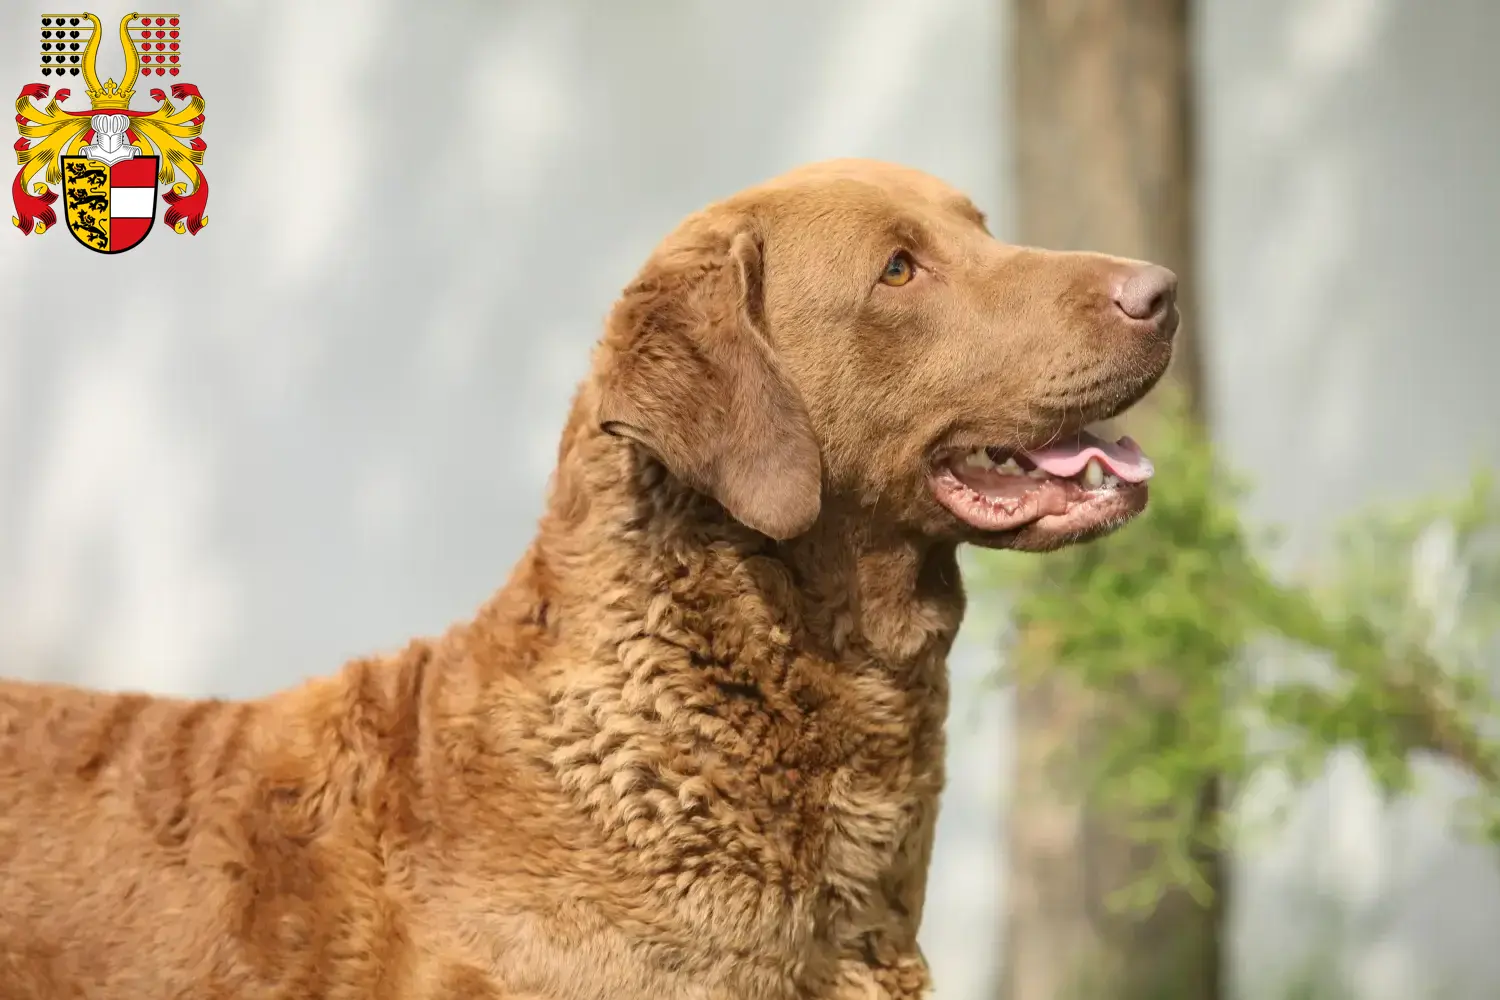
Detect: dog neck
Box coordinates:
(486, 420, 965, 673)
(777, 505, 965, 665)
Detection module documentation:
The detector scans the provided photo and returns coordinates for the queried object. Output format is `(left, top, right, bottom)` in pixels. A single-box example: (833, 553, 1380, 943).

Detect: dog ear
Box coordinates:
(596, 229, 822, 540)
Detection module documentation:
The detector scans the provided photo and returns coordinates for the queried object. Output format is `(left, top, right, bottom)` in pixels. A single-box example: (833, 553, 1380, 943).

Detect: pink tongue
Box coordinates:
(1023, 432, 1154, 484)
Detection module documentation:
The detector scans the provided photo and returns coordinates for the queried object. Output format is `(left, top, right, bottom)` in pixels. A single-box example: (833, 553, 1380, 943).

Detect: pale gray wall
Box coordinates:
(0, 2, 1495, 999)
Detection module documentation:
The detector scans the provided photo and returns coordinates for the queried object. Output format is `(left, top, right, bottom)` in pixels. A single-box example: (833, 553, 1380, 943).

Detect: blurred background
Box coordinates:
(2, 2, 1498, 998)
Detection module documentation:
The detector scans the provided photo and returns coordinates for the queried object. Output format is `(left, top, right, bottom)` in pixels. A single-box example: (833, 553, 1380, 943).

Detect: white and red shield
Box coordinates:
(60, 154, 159, 254)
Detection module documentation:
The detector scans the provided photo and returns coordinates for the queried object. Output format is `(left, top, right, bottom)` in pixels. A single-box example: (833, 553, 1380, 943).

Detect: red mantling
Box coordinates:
(11, 167, 57, 235)
(164, 169, 208, 235)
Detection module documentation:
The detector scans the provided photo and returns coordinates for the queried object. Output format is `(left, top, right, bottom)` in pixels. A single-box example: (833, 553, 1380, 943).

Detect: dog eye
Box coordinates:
(880, 251, 916, 287)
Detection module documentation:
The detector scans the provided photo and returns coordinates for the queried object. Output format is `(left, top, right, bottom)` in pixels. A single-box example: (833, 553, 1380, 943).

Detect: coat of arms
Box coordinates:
(12, 12, 208, 254)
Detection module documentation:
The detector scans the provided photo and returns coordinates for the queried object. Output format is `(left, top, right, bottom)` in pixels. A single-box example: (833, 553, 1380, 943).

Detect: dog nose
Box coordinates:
(1112, 264, 1177, 323)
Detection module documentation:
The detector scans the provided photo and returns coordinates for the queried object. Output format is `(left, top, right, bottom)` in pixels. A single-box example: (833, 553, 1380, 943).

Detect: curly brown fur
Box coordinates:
(0, 159, 1176, 999)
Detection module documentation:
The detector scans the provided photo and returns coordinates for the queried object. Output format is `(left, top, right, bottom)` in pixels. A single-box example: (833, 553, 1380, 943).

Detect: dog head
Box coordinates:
(595, 159, 1177, 552)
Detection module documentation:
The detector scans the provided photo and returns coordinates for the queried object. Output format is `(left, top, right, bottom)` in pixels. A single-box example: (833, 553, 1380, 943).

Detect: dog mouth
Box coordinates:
(928, 429, 1154, 539)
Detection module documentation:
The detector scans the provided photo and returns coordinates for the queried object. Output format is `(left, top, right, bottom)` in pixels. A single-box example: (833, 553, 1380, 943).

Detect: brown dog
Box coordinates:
(0, 160, 1176, 1000)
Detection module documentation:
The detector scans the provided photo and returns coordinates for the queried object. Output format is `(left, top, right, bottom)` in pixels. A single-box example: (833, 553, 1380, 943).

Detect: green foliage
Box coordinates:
(971, 389, 1500, 913)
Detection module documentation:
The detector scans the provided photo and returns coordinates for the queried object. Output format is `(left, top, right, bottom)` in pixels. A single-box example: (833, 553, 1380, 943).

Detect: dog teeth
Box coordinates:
(995, 457, 1024, 475)
(962, 449, 1026, 476)
(1081, 458, 1104, 488)
(1102, 472, 1120, 489)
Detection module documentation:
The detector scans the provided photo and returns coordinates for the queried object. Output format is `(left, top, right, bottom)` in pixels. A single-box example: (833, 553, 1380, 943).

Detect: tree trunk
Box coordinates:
(1003, 2, 1223, 999)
